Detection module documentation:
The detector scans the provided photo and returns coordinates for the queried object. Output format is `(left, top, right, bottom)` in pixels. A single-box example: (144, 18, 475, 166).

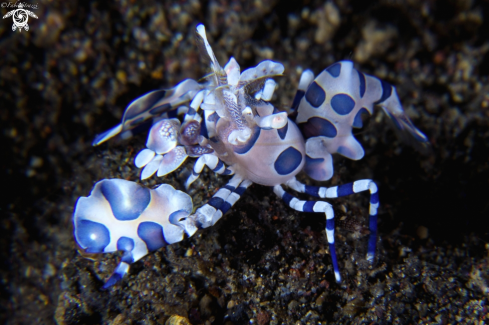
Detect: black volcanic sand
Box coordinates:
(2, 1, 489, 324)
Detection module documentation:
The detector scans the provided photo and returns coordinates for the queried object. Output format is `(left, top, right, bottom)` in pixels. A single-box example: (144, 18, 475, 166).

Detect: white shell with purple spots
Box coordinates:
(295, 61, 428, 181)
(74, 24, 429, 288)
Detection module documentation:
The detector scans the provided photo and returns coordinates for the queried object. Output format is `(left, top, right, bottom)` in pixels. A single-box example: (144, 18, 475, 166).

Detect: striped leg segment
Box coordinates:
(102, 251, 133, 289)
(324, 180, 378, 262)
(273, 184, 341, 282)
(286, 178, 379, 262)
(102, 236, 151, 289)
(192, 176, 252, 229)
(183, 89, 205, 123)
(185, 154, 234, 189)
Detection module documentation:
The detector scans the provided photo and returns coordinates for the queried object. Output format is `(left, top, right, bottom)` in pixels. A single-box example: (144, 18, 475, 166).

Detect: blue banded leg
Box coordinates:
(286, 177, 379, 262)
(185, 154, 234, 189)
(192, 176, 252, 229)
(273, 184, 341, 282)
(102, 251, 133, 289)
(183, 89, 205, 123)
(102, 241, 149, 289)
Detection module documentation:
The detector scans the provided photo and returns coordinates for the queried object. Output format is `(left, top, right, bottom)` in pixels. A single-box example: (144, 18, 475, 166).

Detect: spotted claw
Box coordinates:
(134, 119, 188, 179)
(73, 178, 193, 288)
(92, 80, 202, 146)
(146, 119, 180, 154)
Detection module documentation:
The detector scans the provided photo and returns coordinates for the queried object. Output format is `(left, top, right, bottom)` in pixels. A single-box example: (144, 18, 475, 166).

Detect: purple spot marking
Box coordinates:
(300, 117, 337, 139)
(277, 122, 288, 140)
(126, 90, 167, 120)
(101, 180, 150, 221)
(357, 70, 366, 98)
(304, 156, 327, 181)
(373, 79, 392, 105)
(75, 219, 110, 253)
(305, 82, 326, 108)
(326, 63, 341, 77)
(292, 90, 305, 110)
(137, 222, 168, 252)
(233, 126, 261, 154)
(117, 236, 135, 252)
(149, 103, 172, 116)
(274, 147, 302, 175)
(353, 108, 370, 128)
(331, 93, 356, 115)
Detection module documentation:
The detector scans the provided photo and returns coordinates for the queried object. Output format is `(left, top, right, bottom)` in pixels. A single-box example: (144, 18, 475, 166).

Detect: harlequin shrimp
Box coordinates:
(73, 24, 428, 288)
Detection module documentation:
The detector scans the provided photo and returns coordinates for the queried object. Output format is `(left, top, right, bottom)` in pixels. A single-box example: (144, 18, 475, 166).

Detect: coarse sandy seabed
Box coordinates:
(2, 1, 489, 324)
